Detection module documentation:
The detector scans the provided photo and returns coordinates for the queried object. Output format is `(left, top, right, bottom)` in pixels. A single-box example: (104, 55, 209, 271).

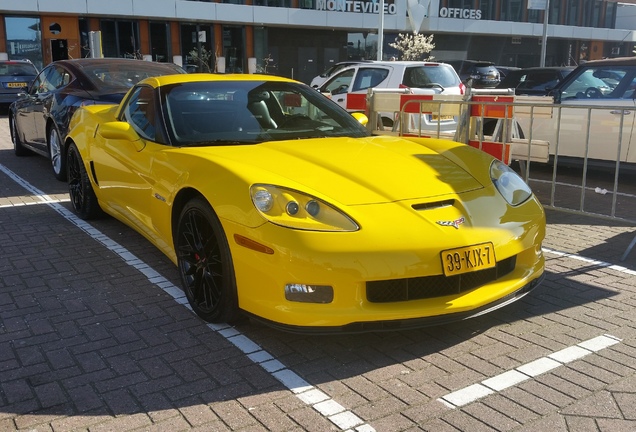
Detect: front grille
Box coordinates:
(367, 256, 516, 303)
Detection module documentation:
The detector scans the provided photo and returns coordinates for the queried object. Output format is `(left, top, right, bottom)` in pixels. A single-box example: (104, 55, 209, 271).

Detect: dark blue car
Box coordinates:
(9, 58, 186, 181)
(0, 59, 38, 108)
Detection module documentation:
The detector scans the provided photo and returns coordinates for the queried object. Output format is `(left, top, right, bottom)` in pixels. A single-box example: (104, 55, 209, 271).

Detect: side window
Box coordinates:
(32, 66, 62, 94)
(124, 86, 157, 141)
(29, 68, 49, 95)
(352, 68, 389, 92)
(561, 67, 629, 100)
(322, 69, 355, 95)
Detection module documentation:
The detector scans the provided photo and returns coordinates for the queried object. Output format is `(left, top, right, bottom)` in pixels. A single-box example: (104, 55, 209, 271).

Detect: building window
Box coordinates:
(254, 0, 291, 5)
(566, 1, 579, 26)
(549, 0, 561, 25)
(479, 0, 496, 21)
(149, 22, 171, 62)
(101, 20, 140, 58)
(447, 0, 474, 8)
(180, 24, 214, 72)
(500, 0, 522, 22)
(223, 26, 245, 73)
(299, 0, 314, 8)
(604, 1, 616, 29)
(3, 16, 43, 69)
(527, 9, 541, 24)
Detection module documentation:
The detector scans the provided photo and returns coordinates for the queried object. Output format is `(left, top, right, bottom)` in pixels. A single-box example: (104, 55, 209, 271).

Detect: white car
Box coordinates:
(513, 57, 636, 168)
(317, 61, 465, 130)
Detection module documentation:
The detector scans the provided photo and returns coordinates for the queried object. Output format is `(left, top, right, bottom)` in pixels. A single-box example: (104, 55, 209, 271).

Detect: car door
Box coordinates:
(320, 66, 390, 112)
(319, 67, 356, 110)
(91, 85, 162, 234)
(13, 66, 53, 149)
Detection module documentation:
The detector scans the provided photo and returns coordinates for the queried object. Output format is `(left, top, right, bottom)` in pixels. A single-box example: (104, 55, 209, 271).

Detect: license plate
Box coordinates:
(441, 242, 496, 276)
(430, 115, 454, 122)
(7, 82, 26, 88)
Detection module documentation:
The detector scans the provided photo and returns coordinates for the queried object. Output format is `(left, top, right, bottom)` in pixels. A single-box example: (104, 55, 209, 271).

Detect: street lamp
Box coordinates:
(377, 0, 384, 60)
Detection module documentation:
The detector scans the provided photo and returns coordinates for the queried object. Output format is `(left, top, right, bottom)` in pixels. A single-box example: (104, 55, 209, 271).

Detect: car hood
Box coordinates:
(188, 135, 486, 206)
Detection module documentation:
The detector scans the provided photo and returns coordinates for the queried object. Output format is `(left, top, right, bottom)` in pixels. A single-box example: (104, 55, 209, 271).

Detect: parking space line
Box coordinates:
(0, 163, 375, 432)
(543, 247, 636, 276)
(438, 334, 621, 409)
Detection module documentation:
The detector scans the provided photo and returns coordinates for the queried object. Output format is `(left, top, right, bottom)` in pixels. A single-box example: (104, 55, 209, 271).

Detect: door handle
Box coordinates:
(610, 110, 631, 115)
(336, 98, 344, 103)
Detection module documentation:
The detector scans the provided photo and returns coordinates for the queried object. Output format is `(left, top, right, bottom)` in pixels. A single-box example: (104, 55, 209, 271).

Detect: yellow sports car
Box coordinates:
(65, 73, 545, 333)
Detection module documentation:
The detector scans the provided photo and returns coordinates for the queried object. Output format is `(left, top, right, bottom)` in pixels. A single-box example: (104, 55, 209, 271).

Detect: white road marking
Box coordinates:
(543, 247, 636, 276)
(0, 163, 375, 432)
(438, 334, 622, 408)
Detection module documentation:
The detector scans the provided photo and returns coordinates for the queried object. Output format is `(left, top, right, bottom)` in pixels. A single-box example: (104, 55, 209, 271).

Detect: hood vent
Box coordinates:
(412, 199, 454, 211)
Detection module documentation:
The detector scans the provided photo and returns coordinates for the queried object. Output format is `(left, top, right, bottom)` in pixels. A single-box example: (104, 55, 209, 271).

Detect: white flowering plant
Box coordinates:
(389, 33, 435, 61)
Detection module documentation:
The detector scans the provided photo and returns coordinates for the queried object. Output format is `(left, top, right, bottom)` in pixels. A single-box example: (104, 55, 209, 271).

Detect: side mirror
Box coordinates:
(99, 121, 139, 141)
(351, 112, 368, 126)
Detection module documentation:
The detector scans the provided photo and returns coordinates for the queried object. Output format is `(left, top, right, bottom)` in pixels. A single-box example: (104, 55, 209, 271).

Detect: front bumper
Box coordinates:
(225, 190, 546, 331)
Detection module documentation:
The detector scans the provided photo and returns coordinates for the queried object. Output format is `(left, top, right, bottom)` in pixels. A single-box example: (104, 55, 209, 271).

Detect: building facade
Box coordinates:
(1, 0, 635, 85)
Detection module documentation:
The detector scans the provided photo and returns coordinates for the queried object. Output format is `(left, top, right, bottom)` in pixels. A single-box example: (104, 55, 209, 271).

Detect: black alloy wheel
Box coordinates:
(67, 143, 102, 220)
(176, 197, 239, 323)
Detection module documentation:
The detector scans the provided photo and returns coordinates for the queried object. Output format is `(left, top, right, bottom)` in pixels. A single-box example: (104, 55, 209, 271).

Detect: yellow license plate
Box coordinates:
(431, 115, 454, 121)
(7, 82, 26, 88)
(441, 242, 496, 276)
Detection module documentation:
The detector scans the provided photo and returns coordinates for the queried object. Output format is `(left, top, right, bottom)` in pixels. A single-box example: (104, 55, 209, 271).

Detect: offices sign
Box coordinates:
(316, 0, 397, 14)
(439, 7, 482, 19)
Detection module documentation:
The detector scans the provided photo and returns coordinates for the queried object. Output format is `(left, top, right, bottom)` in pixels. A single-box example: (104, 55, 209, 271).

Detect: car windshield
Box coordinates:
(161, 80, 370, 146)
(83, 62, 184, 90)
(0, 62, 37, 76)
(402, 65, 459, 88)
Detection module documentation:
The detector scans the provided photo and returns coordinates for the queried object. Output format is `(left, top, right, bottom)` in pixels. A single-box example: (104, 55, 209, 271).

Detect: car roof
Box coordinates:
(576, 56, 636, 67)
(357, 60, 451, 67)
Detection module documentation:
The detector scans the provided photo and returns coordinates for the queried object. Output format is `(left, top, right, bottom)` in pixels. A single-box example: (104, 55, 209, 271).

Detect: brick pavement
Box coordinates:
(0, 114, 635, 431)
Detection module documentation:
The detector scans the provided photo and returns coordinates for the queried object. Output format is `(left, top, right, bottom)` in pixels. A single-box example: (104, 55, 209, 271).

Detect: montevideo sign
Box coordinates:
(316, 0, 397, 14)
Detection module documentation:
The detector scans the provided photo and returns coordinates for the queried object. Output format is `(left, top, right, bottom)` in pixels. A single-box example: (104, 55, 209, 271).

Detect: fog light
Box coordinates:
(306, 200, 320, 217)
(285, 284, 334, 303)
(286, 201, 299, 215)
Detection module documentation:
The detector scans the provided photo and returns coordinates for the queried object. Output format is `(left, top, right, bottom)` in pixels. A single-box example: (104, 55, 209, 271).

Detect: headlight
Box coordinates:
(250, 184, 359, 232)
(490, 160, 532, 206)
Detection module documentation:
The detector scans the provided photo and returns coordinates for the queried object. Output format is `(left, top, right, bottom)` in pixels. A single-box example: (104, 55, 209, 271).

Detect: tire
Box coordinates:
(49, 126, 67, 181)
(10, 116, 30, 156)
(67, 143, 102, 220)
(175, 197, 240, 323)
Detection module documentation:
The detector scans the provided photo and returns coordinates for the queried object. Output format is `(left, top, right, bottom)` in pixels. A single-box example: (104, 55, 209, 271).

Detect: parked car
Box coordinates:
(65, 73, 545, 332)
(446, 60, 501, 88)
(496, 66, 574, 96)
(495, 66, 520, 79)
(9, 58, 186, 181)
(317, 61, 465, 130)
(310, 60, 372, 88)
(513, 57, 636, 167)
(0, 59, 38, 110)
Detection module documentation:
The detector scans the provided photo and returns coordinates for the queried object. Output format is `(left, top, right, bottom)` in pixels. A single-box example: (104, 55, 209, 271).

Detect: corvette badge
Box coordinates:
(436, 217, 465, 229)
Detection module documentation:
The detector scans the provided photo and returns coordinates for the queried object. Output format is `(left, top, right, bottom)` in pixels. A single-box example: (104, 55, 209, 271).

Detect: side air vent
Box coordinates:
(412, 199, 454, 211)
